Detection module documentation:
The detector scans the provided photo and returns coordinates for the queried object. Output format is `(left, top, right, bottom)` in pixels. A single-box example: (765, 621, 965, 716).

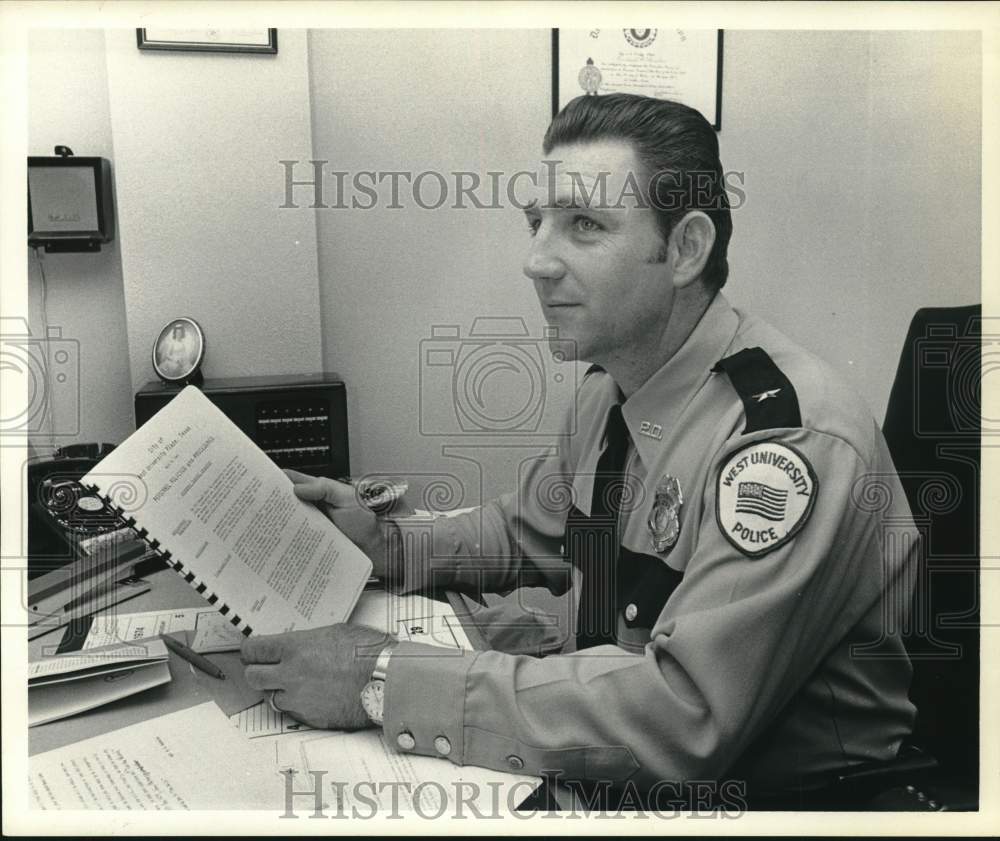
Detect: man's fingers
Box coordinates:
(284, 471, 358, 507)
(241, 634, 285, 664)
(244, 664, 284, 690)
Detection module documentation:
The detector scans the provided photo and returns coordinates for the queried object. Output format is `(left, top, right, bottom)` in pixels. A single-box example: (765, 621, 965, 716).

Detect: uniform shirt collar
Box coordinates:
(621, 292, 740, 467)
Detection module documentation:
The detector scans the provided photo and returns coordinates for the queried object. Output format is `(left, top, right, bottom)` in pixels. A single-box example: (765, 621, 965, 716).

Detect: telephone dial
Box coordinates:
(27, 443, 123, 579)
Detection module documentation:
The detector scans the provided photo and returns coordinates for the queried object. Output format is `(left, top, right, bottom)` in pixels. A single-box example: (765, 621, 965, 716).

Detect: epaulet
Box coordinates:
(711, 347, 802, 433)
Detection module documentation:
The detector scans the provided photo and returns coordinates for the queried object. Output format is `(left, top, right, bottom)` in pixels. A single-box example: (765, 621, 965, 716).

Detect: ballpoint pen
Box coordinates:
(160, 634, 227, 680)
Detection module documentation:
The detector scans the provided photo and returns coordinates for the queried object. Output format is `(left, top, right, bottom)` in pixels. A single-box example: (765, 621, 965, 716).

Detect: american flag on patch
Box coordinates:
(735, 481, 788, 521)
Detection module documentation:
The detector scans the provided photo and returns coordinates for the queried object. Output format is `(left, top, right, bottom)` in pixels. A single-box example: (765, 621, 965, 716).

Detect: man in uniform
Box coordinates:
(242, 94, 918, 808)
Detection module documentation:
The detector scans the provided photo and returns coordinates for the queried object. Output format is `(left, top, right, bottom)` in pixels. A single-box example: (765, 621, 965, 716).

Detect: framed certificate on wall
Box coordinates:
(552, 29, 723, 129)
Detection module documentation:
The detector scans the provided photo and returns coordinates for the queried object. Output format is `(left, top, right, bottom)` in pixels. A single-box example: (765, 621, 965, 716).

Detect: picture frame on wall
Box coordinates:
(136, 28, 278, 54)
(552, 29, 723, 130)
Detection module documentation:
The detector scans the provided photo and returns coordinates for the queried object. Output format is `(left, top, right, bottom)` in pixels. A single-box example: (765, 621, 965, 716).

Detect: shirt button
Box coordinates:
(506, 755, 524, 771)
(396, 731, 416, 751)
(624, 603, 638, 622)
(434, 736, 452, 756)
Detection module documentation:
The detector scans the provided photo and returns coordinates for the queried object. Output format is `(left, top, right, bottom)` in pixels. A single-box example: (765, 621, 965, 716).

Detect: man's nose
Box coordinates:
(522, 233, 567, 283)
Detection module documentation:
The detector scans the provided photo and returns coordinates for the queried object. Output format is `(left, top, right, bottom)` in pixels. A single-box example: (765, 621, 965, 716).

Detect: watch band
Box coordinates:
(371, 644, 394, 682)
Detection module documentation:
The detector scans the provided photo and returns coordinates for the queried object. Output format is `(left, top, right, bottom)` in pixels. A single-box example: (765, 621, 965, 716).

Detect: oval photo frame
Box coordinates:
(152, 316, 206, 383)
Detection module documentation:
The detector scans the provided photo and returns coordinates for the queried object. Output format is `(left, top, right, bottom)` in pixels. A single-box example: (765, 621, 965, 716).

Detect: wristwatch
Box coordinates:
(360, 644, 394, 725)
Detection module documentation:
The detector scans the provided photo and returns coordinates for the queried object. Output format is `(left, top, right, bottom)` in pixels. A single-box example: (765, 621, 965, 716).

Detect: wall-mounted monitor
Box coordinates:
(28, 156, 115, 252)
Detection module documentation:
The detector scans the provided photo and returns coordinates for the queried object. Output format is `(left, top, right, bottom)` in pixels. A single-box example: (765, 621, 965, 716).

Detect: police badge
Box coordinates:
(648, 474, 683, 552)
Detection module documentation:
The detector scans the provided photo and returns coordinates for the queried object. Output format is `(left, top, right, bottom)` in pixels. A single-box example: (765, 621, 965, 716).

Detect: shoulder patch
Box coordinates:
(716, 440, 818, 558)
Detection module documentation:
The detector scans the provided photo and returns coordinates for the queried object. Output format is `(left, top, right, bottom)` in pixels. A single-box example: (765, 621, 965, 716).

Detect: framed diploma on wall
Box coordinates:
(137, 28, 278, 54)
(552, 29, 724, 130)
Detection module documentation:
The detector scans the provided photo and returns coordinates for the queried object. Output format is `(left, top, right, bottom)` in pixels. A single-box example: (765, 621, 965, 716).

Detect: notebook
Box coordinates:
(81, 385, 372, 638)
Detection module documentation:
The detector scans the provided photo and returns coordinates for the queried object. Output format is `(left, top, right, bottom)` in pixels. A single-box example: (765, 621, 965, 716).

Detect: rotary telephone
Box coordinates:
(27, 443, 121, 579)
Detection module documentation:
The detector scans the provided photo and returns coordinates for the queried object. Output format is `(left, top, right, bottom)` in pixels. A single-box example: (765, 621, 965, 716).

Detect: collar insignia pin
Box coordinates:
(648, 474, 683, 552)
(751, 388, 781, 403)
(639, 420, 663, 440)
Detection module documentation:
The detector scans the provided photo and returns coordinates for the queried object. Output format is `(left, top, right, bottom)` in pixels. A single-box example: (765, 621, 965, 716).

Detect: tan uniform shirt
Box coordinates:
(382, 293, 917, 794)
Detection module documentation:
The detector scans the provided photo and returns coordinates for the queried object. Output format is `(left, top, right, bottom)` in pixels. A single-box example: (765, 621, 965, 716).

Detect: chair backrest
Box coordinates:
(882, 305, 981, 787)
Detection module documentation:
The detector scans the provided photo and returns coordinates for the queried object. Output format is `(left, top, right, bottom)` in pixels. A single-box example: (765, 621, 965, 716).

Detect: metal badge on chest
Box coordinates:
(647, 474, 683, 553)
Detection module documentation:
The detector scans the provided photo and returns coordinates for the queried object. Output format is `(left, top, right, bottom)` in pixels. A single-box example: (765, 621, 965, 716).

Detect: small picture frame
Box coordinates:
(152, 317, 206, 384)
(136, 28, 278, 55)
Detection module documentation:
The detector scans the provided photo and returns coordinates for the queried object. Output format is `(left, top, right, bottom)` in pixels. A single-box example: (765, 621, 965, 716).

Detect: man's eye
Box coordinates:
(573, 215, 602, 233)
(526, 218, 541, 236)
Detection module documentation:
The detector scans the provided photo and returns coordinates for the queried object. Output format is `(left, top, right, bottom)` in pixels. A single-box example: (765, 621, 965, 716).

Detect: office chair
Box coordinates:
(878, 304, 981, 811)
(735, 305, 982, 812)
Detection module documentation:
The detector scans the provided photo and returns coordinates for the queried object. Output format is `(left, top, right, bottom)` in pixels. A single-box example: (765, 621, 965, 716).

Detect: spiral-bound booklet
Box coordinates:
(82, 385, 371, 637)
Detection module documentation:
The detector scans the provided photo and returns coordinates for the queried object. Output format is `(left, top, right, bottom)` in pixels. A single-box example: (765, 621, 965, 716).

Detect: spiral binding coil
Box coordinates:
(85, 483, 254, 637)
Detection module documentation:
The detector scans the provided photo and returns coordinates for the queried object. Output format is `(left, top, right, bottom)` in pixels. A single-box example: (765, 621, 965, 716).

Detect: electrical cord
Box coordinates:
(31, 246, 57, 455)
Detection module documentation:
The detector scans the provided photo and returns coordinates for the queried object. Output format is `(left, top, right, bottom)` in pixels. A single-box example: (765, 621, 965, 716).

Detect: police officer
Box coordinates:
(242, 94, 917, 807)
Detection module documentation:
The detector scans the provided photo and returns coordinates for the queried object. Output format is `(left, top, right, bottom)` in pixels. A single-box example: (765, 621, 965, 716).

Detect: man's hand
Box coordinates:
(285, 469, 396, 580)
(241, 623, 394, 730)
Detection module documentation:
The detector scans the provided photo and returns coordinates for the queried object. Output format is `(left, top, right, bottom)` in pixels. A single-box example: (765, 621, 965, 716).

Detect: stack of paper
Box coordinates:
(29, 639, 171, 727)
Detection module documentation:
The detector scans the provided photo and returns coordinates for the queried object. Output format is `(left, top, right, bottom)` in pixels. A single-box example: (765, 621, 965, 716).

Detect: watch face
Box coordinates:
(361, 680, 385, 723)
(152, 317, 205, 383)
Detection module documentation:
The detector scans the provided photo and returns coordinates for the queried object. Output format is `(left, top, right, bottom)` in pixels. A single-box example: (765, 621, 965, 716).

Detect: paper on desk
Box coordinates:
(62, 604, 248, 655)
(75, 607, 212, 650)
(270, 730, 330, 779)
(183, 648, 266, 716)
(28, 639, 169, 681)
(230, 698, 314, 738)
(29, 661, 171, 728)
(187, 591, 477, 654)
(301, 730, 540, 813)
(81, 589, 478, 658)
(191, 610, 247, 652)
(29, 702, 280, 810)
(349, 591, 473, 651)
(29, 639, 172, 727)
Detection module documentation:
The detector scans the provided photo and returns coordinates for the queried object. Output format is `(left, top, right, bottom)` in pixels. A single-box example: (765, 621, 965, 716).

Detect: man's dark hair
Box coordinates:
(543, 93, 733, 291)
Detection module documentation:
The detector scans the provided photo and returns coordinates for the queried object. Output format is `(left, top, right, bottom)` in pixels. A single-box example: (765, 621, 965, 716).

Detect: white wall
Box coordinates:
(721, 30, 981, 420)
(309, 29, 560, 501)
(103, 28, 323, 393)
(27, 29, 133, 449)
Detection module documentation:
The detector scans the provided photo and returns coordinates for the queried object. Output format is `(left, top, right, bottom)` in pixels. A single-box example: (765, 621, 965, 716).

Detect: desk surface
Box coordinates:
(28, 570, 486, 756)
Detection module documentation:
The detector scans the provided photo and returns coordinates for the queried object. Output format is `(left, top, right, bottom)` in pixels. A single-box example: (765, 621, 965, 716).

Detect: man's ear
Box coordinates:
(668, 211, 716, 289)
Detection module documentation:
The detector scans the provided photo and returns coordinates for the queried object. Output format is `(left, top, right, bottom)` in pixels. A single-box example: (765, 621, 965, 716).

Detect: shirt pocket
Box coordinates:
(616, 547, 684, 642)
